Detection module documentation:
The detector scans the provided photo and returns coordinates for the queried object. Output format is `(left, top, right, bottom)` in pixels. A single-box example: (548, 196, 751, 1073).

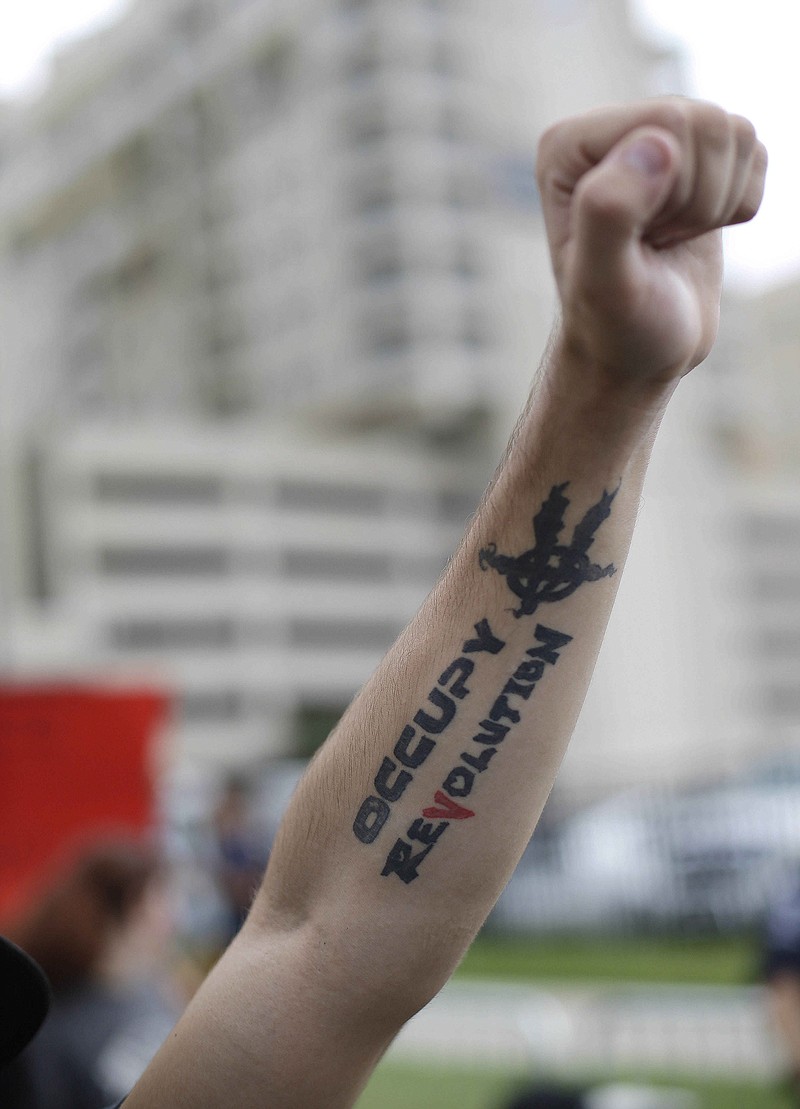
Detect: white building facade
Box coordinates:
(0, 0, 753, 802)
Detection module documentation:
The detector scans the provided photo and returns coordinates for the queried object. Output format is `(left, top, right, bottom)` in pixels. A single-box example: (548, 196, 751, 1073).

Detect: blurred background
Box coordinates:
(1, 1, 800, 1106)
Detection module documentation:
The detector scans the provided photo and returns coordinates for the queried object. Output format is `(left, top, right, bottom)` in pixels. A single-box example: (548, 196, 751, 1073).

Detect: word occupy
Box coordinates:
(352, 618, 505, 848)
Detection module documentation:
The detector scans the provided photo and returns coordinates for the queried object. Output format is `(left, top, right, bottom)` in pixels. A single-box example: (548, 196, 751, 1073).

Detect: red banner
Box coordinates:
(0, 686, 169, 921)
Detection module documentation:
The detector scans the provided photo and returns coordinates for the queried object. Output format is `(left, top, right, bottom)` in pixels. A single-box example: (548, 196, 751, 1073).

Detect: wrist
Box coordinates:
(546, 324, 680, 415)
(500, 326, 679, 495)
(538, 326, 679, 452)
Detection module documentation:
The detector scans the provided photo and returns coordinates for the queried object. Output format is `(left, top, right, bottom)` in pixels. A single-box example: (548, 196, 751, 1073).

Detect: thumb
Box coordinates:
(571, 126, 680, 290)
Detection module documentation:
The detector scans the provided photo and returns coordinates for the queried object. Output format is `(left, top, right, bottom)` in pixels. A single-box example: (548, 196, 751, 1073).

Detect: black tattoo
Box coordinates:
(479, 482, 618, 617)
(351, 620, 508, 845)
(394, 726, 435, 769)
(413, 688, 456, 735)
(374, 757, 414, 803)
(382, 623, 572, 883)
(352, 796, 390, 844)
(352, 481, 619, 884)
(462, 619, 506, 655)
(380, 839, 435, 883)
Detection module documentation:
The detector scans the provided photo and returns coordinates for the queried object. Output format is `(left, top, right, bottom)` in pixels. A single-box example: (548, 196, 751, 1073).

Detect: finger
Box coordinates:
(537, 98, 695, 259)
(650, 108, 764, 244)
(537, 97, 691, 197)
(662, 103, 738, 236)
(570, 127, 680, 293)
(727, 137, 768, 225)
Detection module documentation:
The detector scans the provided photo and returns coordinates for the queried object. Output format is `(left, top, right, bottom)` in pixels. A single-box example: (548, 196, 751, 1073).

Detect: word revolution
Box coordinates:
(351, 482, 617, 885)
(379, 624, 572, 883)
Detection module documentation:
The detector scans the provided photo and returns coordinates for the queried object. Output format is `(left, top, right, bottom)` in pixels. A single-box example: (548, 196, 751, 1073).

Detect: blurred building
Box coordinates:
(722, 277, 800, 761)
(6, 421, 480, 767)
(0, 0, 752, 802)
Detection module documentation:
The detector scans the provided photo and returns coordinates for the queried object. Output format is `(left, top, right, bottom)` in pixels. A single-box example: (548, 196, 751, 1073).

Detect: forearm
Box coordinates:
(251, 331, 673, 1007)
(257, 334, 665, 927)
(126, 336, 671, 1109)
(124, 99, 766, 1109)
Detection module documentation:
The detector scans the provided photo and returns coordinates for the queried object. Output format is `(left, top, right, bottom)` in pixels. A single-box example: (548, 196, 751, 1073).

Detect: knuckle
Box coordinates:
(693, 102, 733, 149)
(649, 98, 691, 141)
(731, 172, 767, 225)
(731, 114, 757, 148)
(733, 195, 761, 224)
(740, 201, 760, 223)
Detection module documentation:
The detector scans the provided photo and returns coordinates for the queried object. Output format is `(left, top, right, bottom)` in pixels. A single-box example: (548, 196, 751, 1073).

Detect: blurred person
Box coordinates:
(500, 1083, 700, 1109)
(0, 839, 184, 1109)
(501, 1084, 585, 1108)
(761, 880, 800, 1103)
(0, 936, 51, 1102)
(1, 97, 767, 1108)
(210, 775, 270, 948)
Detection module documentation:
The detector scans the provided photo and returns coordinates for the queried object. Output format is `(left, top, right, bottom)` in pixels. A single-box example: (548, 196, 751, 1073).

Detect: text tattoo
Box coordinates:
(352, 483, 618, 882)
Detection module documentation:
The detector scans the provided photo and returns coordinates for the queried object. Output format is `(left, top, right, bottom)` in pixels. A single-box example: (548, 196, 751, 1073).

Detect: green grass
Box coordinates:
(455, 930, 759, 986)
(356, 932, 773, 1107)
(357, 1062, 527, 1109)
(357, 1062, 794, 1109)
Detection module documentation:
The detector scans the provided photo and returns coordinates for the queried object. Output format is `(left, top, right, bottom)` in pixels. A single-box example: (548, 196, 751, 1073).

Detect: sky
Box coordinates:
(0, 0, 797, 291)
(635, 0, 800, 291)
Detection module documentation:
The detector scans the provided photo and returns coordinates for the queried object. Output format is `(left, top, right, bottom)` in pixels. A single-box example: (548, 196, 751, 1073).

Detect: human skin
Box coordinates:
(123, 98, 767, 1109)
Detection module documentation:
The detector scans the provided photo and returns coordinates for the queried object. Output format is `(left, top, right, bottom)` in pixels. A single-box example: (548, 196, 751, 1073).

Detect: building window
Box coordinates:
(276, 480, 384, 515)
(110, 618, 237, 651)
(95, 473, 223, 504)
(431, 39, 455, 77)
(100, 547, 229, 576)
(359, 249, 404, 284)
(288, 618, 399, 650)
(363, 312, 410, 357)
(764, 685, 800, 718)
(350, 161, 395, 216)
(281, 549, 391, 582)
(250, 35, 293, 101)
(21, 447, 52, 604)
(454, 240, 480, 280)
(751, 574, 800, 602)
(759, 629, 800, 656)
(449, 168, 484, 209)
(348, 104, 389, 147)
(439, 489, 479, 524)
(181, 690, 243, 722)
(356, 185, 394, 216)
(397, 552, 449, 583)
(744, 515, 800, 545)
(348, 51, 380, 83)
(463, 307, 487, 348)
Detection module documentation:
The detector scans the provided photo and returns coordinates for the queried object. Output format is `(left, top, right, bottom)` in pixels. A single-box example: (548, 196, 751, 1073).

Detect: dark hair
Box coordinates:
(6, 839, 161, 991)
(502, 1087, 586, 1109)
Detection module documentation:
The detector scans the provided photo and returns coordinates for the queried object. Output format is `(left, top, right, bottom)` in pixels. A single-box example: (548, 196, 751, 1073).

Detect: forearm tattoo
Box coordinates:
(479, 481, 617, 616)
(352, 482, 618, 883)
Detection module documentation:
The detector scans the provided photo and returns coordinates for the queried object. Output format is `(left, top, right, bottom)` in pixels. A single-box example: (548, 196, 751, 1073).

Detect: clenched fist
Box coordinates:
(537, 99, 768, 385)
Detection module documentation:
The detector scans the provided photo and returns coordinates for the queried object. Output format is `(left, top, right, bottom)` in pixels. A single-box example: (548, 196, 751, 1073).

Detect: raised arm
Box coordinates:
(124, 99, 766, 1109)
